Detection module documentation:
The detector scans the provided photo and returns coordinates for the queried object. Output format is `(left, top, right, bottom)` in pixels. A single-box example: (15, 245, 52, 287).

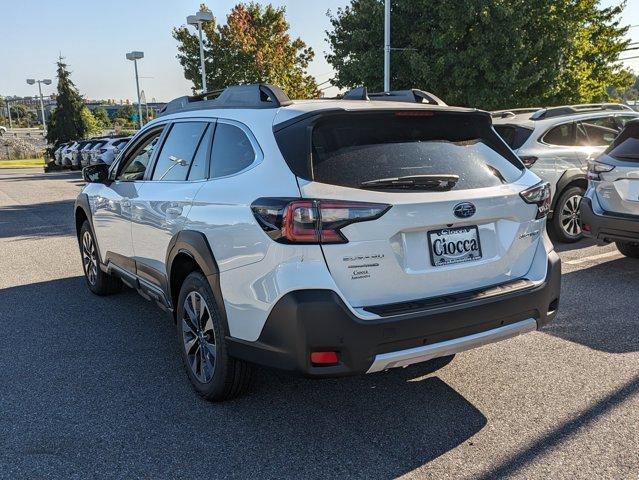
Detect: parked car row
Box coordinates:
(492, 103, 639, 242)
(53, 136, 131, 169)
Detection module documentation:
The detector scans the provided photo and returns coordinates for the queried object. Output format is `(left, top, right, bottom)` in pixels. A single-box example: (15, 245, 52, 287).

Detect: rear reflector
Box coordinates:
(582, 223, 591, 232)
(310, 351, 339, 365)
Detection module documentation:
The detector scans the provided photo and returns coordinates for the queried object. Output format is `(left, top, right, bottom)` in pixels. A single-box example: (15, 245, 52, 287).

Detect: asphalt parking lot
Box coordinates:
(0, 168, 637, 479)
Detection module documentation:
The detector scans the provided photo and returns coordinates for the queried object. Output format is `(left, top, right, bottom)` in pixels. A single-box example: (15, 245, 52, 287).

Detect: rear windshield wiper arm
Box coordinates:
(359, 174, 460, 190)
(613, 154, 639, 160)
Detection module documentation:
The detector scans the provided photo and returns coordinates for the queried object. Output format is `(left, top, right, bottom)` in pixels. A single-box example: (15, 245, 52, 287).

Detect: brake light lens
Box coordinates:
(520, 182, 551, 219)
(587, 160, 615, 181)
(251, 198, 391, 244)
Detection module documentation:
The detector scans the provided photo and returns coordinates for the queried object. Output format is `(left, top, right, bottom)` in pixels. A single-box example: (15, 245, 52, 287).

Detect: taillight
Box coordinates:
(587, 160, 615, 181)
(520, 182, 551, 219)
(519, 156, 538, 168)
(251, 198, 391, 244)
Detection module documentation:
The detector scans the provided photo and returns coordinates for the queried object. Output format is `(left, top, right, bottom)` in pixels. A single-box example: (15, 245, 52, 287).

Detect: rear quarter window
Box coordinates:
(494, 125, 533, 150)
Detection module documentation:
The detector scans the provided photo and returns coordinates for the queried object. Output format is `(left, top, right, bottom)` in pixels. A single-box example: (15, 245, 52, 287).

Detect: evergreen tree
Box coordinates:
(46, 57, 91, 146)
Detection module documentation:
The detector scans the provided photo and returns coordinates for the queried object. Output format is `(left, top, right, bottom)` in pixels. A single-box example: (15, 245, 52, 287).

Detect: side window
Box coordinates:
(578, 119, 618, 147)
(209, 123, 256, 178)
(116, 130, 163, 181)
(151, 122, 208, 181)
(188, 124, 213, 181)
(617, 115, 638, 128)
(542, 123, 575, 146)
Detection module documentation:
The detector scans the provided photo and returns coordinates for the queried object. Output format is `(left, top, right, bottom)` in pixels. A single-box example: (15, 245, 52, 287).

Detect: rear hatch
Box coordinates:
(593, 121, 639, 216)
(274, 109, 544, 307)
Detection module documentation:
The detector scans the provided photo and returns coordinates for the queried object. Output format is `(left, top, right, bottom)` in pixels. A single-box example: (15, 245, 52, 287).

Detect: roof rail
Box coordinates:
(530, 103, 633, 120)
(342, 86, 447, 106)
(491, 108, 541, 119)
(158, 83, 292, 116)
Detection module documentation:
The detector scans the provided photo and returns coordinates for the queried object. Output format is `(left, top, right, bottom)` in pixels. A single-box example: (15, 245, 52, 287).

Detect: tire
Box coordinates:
(551, 186, 585, 243)
(79, 221, 122, 295)
(615, 241, 639, 258)
(176, 272, 253, 401)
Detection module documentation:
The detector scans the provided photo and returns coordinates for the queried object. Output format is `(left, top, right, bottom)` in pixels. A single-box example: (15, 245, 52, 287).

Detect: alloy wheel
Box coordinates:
(181, 291, 216, 383)
(82, 231, 98, 285)
(559, 194, 582, 238)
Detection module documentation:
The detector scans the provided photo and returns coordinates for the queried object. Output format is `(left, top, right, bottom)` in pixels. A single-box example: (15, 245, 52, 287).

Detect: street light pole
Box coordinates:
(26, 78, 52, 131)
(125, 51, 145, 129)
(384, 0, 391, 92)
(187, 11, 214, 93)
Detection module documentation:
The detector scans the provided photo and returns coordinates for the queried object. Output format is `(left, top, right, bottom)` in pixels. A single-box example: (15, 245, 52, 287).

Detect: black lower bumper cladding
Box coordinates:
(581, 197, 639, 243)
(227, 252, 561, 377)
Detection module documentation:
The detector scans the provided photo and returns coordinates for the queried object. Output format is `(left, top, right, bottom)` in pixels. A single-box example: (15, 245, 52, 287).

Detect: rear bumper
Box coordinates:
(227, 251, 561, 377)
(580, 196, 639, 243)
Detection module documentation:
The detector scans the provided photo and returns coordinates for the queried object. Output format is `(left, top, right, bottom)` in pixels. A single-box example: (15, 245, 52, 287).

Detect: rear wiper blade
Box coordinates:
(360, 174, 460, 190)
(613, 154, 639, 160)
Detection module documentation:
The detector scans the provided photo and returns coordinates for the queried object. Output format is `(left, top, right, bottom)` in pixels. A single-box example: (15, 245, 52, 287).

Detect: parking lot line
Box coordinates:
(564, 250, 622, 265)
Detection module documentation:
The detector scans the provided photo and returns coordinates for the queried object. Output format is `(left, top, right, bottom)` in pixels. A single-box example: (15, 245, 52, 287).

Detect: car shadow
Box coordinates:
(0, 170, 84, 184)
(542, 257, 639, 353)
(551, 237, 597, 253)
(0, 199, 76, 239)
(0, 276, 487, 478)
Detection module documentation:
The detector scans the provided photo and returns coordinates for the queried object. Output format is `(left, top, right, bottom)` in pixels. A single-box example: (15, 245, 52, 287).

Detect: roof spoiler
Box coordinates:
(159, 84, 292, 116)
(342, 86, 447, 106)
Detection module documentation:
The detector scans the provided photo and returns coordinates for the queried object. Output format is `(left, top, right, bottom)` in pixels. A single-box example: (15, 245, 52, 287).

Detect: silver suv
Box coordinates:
(581, 119, 639, 257)
(493, 104, 638, 242)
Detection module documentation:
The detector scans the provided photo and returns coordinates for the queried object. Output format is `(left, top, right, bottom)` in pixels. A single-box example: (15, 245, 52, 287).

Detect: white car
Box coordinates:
(90, 137, 131, 165)
(581, 119, 639, 257)
(75, 84, 561, 401)
(493, 104, 639, 242)
(61, 142, 78, 167)
(53, 143, 68, 165)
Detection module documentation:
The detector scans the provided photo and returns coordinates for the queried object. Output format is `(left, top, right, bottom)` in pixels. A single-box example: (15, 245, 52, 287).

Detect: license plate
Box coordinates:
(428, 226, 482, 267)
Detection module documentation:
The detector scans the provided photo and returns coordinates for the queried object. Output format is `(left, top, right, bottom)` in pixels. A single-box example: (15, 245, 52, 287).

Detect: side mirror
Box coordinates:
(83, 163, 111, 184)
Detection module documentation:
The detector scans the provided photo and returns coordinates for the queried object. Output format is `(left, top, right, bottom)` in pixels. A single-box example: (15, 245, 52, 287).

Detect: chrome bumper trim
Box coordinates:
(366, 318, 537, 373)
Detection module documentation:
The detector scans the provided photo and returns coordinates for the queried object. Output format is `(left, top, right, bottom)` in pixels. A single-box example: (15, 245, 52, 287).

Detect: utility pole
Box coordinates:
(384, 0, 391, 92)
(26, 78, 52, 131)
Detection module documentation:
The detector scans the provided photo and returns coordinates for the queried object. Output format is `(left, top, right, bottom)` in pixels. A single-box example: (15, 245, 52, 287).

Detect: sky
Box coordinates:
(0, 0, 638, 102)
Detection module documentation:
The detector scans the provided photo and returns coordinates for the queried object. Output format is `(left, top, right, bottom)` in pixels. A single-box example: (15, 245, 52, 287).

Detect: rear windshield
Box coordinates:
(282, 112, 523, 191)
(606, 123, 639, 161)
(494, 124, 533, 150)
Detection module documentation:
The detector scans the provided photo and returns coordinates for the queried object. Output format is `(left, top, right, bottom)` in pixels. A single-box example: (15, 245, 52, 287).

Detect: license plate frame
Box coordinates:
(428, 226, 483, 267)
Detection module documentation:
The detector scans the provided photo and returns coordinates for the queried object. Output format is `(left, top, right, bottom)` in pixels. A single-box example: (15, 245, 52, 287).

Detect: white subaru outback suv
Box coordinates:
(75, 84, 561, 401)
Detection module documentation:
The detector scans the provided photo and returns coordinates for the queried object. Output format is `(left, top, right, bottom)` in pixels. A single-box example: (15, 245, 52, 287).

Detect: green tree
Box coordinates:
(173, 3, 319, 99)
(46, 58, 92, 146)
(326, 0, 633, 109)
(9, 104, 38, 127)
(92, 107, 111, 128)
(113, 104, 136, 127)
